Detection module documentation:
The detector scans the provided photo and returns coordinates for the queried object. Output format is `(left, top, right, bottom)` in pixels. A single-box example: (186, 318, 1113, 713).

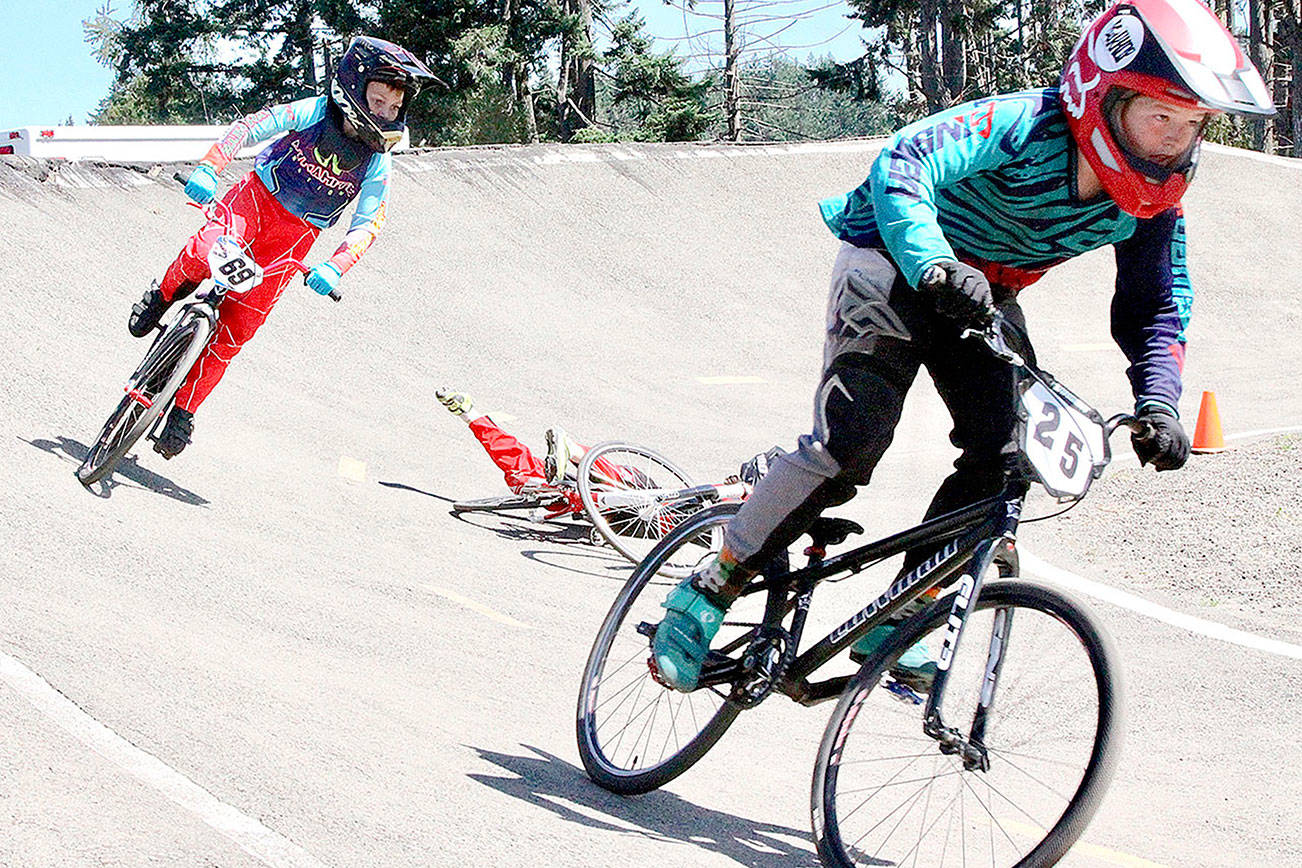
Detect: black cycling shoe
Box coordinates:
(154, 406, 194, 459)
(128, 282, 172, 338)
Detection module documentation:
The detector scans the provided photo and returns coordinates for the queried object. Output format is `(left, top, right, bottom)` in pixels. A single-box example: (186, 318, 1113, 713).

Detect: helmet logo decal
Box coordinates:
(1063, 57, 1100, 119)
(1094, 14, 1144, 72)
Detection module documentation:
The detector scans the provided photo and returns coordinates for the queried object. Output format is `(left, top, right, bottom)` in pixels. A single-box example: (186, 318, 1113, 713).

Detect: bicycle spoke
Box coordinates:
(816, 586, 1120, 867)
(982, 748, 1077, 804)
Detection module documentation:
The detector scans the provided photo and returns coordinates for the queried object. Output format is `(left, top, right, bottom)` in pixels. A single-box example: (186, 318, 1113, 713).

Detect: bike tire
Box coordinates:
(77, 315, 211, 487)
(577, 503, 753, 794)
(450, 493, 549, 513)
(576, 441, 707, 577)
(812, 579, 1124, 868)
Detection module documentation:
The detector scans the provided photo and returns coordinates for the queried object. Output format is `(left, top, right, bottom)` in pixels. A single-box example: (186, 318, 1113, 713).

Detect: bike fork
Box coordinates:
(922, 535, 1012, 771)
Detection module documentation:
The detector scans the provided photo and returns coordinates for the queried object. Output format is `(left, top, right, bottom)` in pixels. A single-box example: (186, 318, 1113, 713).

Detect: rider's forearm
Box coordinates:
(200, 96, 325, 174)
(327, 159, 391, 275)
(327, 224, 383, 275)
(1112, 208, 1189, 414)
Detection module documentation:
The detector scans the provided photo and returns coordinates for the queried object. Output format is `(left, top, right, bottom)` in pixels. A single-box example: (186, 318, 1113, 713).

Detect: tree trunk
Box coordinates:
(556, 23, 571, 138)
(558, 0, 596, 140)
(1249, 0, 1277, 152)
(502, 0, 539, 143)
(1294, 51, 1302, 156)
(939, 0, 967, 103)
(917, 0, 944, 111)
(1279, 3, 1302, 155)
(902, 22, 919, 106)
(521, 77, 539, 143)
(723, 0, 741, 141)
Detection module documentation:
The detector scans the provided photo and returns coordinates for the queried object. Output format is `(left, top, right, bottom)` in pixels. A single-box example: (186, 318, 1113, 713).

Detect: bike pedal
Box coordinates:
(883, 679, 924, 706)
(646, 654, 673, 689)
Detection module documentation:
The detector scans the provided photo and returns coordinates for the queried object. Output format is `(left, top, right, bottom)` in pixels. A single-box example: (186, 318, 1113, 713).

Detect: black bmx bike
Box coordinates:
(76, 185, 338, 487)
(577, 318, 1150, 866)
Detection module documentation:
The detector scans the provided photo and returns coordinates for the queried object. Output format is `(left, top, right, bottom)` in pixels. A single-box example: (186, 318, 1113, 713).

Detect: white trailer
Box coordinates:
(0, 123, 409, 161)
(0, 125, 281, 161)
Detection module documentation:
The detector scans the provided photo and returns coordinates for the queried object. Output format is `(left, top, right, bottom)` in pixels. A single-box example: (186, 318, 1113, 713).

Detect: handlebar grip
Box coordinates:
(173, 171, 188, 184)
(1128, 418, 1156, 441)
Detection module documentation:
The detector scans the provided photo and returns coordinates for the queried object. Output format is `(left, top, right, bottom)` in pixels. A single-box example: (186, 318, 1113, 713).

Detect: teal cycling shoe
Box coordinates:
(850, 624, 939, 693)
(651, 579, 727, 692)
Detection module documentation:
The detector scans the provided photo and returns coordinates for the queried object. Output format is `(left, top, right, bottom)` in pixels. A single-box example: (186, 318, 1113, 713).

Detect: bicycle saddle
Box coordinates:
(806, 516, 865, 549)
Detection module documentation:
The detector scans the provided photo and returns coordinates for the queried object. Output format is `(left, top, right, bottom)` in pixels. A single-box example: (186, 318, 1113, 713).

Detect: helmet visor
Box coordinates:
(1133, 0, 1274, 114)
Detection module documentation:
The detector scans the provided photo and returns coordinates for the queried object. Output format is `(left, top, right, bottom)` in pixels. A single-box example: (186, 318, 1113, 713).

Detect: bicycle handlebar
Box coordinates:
(172, 171, 340, 302)
(963, 314, 1158, 447)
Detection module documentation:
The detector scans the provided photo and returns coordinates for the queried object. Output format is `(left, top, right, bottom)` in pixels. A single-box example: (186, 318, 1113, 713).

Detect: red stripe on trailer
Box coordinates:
(40, 129, 54, 138)
(8, 131, 20, 139)
(0, 146, 12, 155)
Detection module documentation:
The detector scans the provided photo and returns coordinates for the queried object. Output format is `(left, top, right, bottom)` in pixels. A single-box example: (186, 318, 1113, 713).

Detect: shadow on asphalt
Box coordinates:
(21, 436, 209, 506)
(467, 744, 820, 867)
(377, 480, 456, 502)
(380, 480, 633, 577)
(520, 547, 635, 581)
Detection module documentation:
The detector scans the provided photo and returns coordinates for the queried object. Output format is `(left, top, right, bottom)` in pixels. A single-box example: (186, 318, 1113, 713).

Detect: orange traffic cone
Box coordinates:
(1191, 390, 1225, 454)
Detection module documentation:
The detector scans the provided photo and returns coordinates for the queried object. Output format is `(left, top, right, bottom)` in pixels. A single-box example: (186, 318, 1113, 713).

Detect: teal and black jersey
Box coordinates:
(819, 88, 1191, 415)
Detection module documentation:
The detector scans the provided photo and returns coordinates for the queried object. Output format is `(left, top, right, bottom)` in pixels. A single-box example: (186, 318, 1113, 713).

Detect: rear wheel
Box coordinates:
(812, 580, 1123, 868)
(451, 493, 550, 513)
(77, 315, 210, 487)
(577, 441, 707, 577)
(577, 503, 763, 794)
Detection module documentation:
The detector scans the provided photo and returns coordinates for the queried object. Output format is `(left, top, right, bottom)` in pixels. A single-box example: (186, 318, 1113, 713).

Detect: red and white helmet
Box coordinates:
(1059, 0, 1274, 217)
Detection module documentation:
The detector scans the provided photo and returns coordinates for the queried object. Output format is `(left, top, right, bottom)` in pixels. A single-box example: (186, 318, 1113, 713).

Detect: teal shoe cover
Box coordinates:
(651, 579, 726, 692)
(851, 624, 939, 692)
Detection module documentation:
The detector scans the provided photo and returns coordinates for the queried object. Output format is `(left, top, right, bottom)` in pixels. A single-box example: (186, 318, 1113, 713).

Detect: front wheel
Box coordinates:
(577, 503, 761, 794)
(812, 580, 1124, 868)
(77, 315, 210, 487)
(576, 441, 704, 577)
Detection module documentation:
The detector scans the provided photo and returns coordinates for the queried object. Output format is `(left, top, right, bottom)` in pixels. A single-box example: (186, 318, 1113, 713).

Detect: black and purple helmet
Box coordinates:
(331, 36, 437, 153)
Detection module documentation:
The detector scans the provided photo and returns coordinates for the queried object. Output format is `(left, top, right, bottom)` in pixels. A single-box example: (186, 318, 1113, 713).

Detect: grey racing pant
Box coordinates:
(722, 243, 1034, 570)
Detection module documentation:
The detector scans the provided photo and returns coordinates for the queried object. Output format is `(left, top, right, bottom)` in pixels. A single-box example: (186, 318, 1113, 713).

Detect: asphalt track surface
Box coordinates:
(1, 141, 1300, 867)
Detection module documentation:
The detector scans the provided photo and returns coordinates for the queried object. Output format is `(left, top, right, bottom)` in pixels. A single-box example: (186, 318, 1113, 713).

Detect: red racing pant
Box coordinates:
(467, 415, 549, 492)
(159, 173, 320, 413)
(466, 415, 641, 497)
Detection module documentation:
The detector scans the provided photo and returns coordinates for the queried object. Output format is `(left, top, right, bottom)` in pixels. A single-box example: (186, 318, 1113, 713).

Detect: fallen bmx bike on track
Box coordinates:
(452, 441, 753, 577)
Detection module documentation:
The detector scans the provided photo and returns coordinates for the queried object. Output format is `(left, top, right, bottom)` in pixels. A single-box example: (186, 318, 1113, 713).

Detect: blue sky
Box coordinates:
(0, 0, 865, 130)
(0, 2, 116, 128)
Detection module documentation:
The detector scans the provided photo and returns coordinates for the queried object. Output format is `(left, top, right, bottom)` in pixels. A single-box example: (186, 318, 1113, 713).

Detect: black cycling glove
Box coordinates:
(920, 260, 995, 328)
(1132, 406, 1190, 471)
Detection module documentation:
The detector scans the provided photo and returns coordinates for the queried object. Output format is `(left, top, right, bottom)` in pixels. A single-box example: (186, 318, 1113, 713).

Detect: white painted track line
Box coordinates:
(1225, 424, 1302, 441)
(1020, 550, 1302, 660)
(0, 651, 324, 868)
(418, 584, 531, 628)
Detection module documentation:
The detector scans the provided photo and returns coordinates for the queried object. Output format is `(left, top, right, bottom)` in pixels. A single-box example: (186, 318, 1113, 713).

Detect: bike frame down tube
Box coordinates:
(772, 495, 1008, 706)
(144, 302, 221, 442)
